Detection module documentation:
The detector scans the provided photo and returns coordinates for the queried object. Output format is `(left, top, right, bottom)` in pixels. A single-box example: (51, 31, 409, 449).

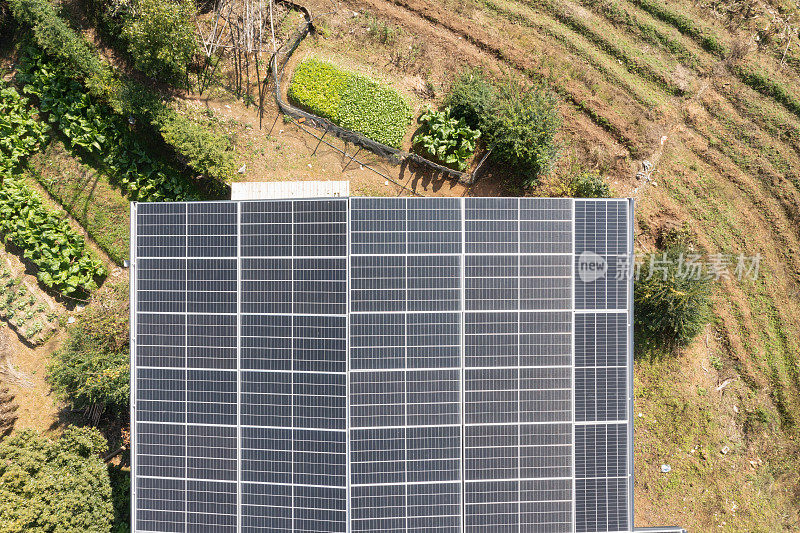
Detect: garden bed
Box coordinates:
(0, 258, 60, 346)
(288, 58, 413, 149)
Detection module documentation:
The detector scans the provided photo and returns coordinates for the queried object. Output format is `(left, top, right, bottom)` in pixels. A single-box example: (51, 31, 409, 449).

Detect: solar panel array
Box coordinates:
(131, 197, 634, 533)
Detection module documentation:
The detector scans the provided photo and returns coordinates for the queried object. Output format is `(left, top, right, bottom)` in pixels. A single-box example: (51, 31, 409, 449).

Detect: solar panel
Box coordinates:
(130, 197, 673, 533)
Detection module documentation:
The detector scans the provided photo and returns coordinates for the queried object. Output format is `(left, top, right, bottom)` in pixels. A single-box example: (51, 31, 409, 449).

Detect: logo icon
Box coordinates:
(577, 251, 607, 282)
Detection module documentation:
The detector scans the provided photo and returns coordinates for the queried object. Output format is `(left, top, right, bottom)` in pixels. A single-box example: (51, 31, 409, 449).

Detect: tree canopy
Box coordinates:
(0, 427, 114, 533)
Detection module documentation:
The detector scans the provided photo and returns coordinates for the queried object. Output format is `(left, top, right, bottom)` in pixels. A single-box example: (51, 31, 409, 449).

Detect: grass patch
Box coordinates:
(26, 141, 130, 265)
(735, 66, 800, 120)
(627, 0, 727, 56)
(288, 58, 412, 148)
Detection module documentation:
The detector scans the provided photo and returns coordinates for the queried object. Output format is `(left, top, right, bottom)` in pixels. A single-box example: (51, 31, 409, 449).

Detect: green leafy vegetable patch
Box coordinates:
(288, 58, 412, 149)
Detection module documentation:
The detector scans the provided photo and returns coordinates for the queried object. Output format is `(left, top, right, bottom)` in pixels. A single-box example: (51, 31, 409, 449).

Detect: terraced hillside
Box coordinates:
(315, 0, 800, 530)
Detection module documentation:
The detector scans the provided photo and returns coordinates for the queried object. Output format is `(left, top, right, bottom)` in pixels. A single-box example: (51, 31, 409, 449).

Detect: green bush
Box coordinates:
(481, 80, 561, 186)
(415, 106, 480, 171)
(108, 465, 130, 533)
(635, 245, 713, 346)
(154, 108, 237, 182)
(445, 71, 561, 186)
(444, 68, 494, 130)
(48, 281, 130, 420)
(0, 426, 114, 533)
(119, 0, 198, 86)
(571, 171, 611, 198)
(289, 58, 413, 148)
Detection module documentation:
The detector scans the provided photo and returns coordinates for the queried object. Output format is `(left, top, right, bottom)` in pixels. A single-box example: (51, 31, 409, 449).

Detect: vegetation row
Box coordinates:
(18, 48, 194, 202)
(0, 264, 60, 345)
(0, 82, 106, 296)
(9, 0, 237, 184)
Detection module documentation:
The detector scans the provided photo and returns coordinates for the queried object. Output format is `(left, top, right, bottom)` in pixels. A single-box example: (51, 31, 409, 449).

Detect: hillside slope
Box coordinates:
(303, 0, 800, 529)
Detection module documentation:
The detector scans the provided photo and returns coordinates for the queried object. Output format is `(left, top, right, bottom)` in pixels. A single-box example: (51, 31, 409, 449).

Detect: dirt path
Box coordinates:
(0, 327, 63, 435)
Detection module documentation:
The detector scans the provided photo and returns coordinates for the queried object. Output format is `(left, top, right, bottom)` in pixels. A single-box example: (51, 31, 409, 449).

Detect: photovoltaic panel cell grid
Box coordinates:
(574, 200, 632, 533)
(463, 198, 574, 533)
(349, 197, 463, 533)
(131, 197, 634, 533)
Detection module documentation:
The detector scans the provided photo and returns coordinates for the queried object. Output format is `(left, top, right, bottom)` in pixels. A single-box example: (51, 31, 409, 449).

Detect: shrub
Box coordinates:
(415, 106, 480, 170)
(108, 465, 130, 533)
(154, 108, 236, 182)
(445, 68, 495, 130)
(481, 80, 561, 186)
(635, 245, 713, 346)
(119, 0, 198, 86)
(48, 281, 129, 421)
(571, 171, 611, 198)
(0, 427, 114, 533)
(445, 70, 561, 186)
(289, 58, 413, 148)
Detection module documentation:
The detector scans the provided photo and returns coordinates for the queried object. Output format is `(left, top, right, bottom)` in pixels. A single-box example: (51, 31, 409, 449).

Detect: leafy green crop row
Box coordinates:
(0, 84, 48, 167)
(9, 0, 236, 184)
(18, 49, 194, 202)
(0, 82, 105, 296)
(288, 58, 412, 148)
(0, 174, 106, 296)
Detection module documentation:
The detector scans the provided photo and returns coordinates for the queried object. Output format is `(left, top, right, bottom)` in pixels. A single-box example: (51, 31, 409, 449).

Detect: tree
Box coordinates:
(48, 282, 129, 425)
(481, 80, 561, 186)
(635, 245, 713, 347)
(446, 70, 561, 187)
(119, 0, 198, 86)
(0, 427, 114, 532)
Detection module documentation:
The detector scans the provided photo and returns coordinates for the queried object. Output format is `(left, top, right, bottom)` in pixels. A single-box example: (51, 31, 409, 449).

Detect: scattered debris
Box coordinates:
(238, 164, 247, 174)
(721, 446, 730, 455)
(661, 464, 672, 473)
(716, 378, 736, 391)
(733, 405, 739, 413)
(67, 316, 75, 324)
